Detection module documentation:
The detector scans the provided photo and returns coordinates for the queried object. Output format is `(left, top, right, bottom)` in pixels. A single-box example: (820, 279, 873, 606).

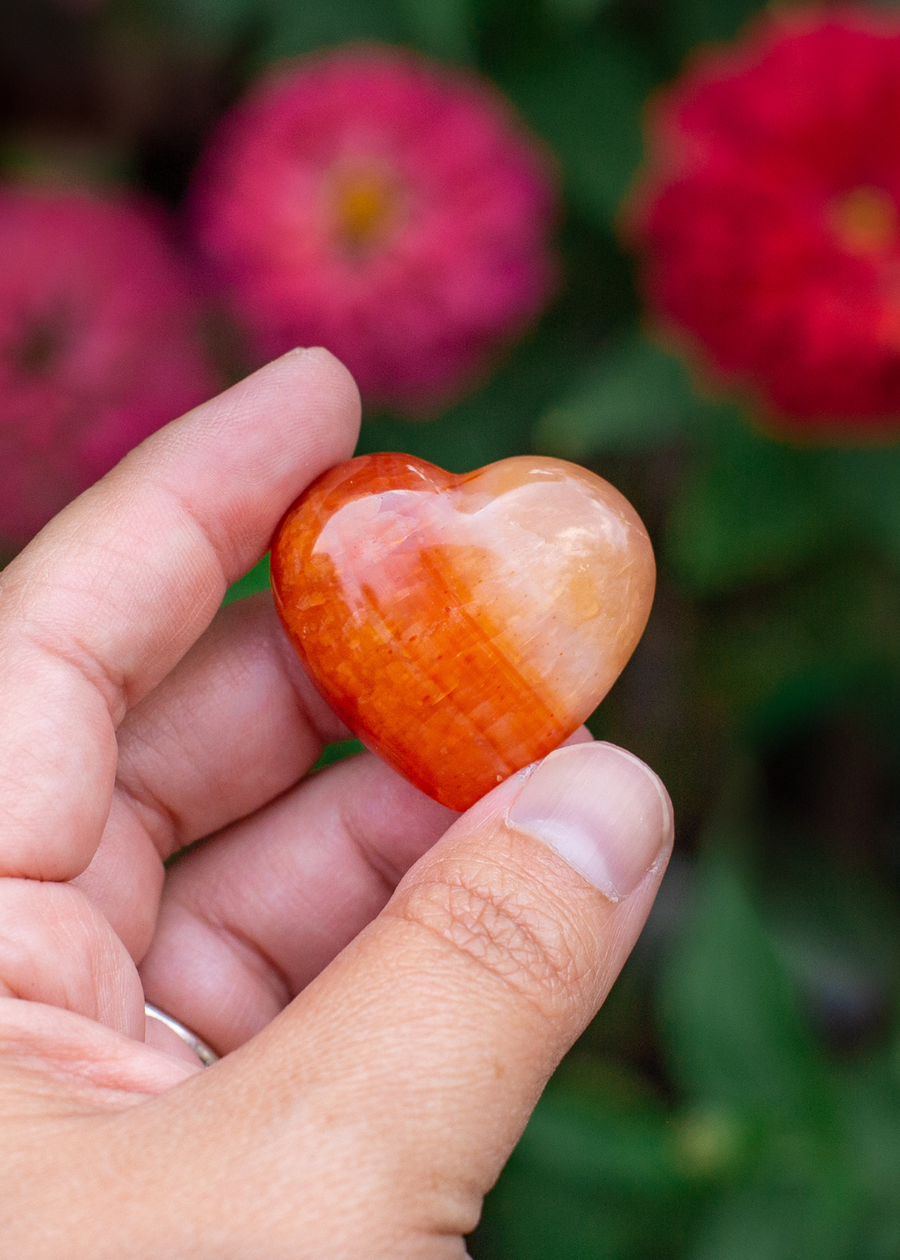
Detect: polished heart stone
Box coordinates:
(271, 453, 655, 811)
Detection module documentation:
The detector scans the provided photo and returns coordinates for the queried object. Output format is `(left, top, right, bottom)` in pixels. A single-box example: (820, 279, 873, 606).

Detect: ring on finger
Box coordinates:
(144, 1002, 219, 1067)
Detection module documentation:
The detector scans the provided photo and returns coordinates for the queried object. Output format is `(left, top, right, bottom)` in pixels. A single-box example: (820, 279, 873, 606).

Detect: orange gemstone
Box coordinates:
(271, 453, 655, 811)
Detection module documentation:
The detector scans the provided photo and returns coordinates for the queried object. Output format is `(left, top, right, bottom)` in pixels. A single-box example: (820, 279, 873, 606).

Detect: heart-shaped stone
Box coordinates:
(271, 453, 655, 811)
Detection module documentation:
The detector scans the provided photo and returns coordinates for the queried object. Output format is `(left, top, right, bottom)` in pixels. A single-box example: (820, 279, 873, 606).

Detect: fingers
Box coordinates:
(0, 882, 145, 1038)
(71, 592, 347, 960)
(138, 751, 457, 1052)
(76, 597, 590, 963)
(105, 743, 671, 1258)
(0, 999, 201, 1105)
(134, 729, 589, 1049)
(113, 592, 348, 862)
(0, 348, 360, 883)
(0, 350, 357, 1036)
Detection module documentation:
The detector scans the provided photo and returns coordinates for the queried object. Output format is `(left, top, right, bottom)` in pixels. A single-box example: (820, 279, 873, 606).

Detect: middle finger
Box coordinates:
(73, 591, 349, 958)
(138, 750, 457, 1053)
(138, 728, 592, 1055)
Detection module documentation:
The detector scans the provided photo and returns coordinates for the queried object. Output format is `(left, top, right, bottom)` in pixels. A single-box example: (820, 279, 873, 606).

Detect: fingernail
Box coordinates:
(506, 742, 673, 899)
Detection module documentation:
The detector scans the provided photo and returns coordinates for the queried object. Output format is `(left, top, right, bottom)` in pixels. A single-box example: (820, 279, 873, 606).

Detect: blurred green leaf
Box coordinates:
(764, 851, 900, 1050)
(502, 39, 653, 228)
(360, 323, 583, 470)
(515, 1096, 679, 1195)
(396, 0, 473, 60)
(146, 0, 258, 43)
(258, 0, 406, 63)
(668, 415, 834, 594)
(534, 333, 697, 458)
(669, 0, 764, 52)
(311, 737, 366, 769)
(838, 1062, 900, 1255)
(543, 0, 615, 26)
(659, 850, 831, 1126)
(701, 562, 900, 741)
(223, 553, 270, 605)
(824, 447, 900, 568)
(845, 1045, 900, 1257)
(479, 1169, 659, 1260)
(477, 1062, 701, 1259)
(686, 1177, 855, 1260)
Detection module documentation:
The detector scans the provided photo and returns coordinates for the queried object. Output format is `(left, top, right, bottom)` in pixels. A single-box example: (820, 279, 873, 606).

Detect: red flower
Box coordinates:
(191, 46, 557, 413)
(0, 188, 217, 547)
(630, 6, 900, 433)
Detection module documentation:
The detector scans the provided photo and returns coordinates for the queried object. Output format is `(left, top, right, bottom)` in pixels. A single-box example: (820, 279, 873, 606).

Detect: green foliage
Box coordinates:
(395, 0, 474, 61)
(312, 737, 367, 768)
(480, 1063, 696, 1258)
(143, 0, 258, 45)
(701, 560, 900, 741)
(482, 850, 883, 1260)
(667, 415, 836, 595)
(686, 1179, 854, 1260)
(257, 0, 407, 63)
(543, 0, 615, 27)
(824, 448, 900, 567)
(502, 38, 652, 230)
(838, 1064, 900, 1258)
(223, 553, 271, 604)
(658, 848, 829, 1124)
(534, 334, 696, 458)
(359, 317, 587, 470)
(667, 0, 766, 55)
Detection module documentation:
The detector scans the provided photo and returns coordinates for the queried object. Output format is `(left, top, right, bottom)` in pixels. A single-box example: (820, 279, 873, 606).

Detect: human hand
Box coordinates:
(0, 349, 673, 1259)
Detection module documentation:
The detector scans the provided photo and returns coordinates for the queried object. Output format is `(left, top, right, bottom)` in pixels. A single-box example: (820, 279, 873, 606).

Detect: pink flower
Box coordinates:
(0, 187, 217, 547)
(191, 46, 557, 412)
(629, 6, 900, 434)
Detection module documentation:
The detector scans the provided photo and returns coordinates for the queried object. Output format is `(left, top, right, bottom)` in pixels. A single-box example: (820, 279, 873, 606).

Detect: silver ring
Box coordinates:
(144, 1002, 219, 1067)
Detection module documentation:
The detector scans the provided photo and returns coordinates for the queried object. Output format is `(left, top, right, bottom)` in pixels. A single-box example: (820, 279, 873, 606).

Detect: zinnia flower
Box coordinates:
(0, 187, 216, 547)
(191, 46, 557, 412)
(630, 7, 900, 433)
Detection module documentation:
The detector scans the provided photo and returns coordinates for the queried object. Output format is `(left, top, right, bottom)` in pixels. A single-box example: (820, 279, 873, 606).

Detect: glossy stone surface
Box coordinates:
(271, 453, 655, 811)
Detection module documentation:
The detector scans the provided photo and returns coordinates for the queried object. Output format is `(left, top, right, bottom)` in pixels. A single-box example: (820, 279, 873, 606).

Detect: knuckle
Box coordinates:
(394, 858, 591, 1018)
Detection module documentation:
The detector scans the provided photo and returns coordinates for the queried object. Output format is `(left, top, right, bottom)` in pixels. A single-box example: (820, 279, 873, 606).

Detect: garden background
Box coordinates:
(6, 0, 900, 1256)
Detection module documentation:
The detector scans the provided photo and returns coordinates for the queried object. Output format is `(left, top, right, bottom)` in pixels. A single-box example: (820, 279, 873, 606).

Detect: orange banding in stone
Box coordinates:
(271, 453, 655, 811)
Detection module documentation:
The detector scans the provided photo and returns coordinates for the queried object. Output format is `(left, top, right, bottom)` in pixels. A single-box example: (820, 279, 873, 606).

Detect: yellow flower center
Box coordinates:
(331, 166, 401, 256)
(830, 185, 898, 256)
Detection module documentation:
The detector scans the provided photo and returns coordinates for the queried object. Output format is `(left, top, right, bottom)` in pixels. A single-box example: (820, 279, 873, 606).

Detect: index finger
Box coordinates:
(0, 348, 360, 881)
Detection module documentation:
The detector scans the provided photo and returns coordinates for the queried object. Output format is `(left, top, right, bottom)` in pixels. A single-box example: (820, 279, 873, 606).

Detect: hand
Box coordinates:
(0, 349, 673, 1259)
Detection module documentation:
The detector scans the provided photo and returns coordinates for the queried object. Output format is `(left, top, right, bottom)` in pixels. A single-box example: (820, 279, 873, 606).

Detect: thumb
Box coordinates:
(93, 742, 672, 1259)
(149, 741, 670, 1255)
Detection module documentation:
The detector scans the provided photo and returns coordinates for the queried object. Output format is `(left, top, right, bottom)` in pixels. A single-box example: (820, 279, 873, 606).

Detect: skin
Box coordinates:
(0, 349, 672, 1259)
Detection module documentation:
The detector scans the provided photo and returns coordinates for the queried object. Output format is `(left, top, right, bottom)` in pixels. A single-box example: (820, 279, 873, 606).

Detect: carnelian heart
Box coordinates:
(271, 453, 655, 811)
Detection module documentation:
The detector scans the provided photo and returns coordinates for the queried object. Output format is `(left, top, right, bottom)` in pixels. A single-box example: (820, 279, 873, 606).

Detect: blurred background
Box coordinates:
(6, 0, 900, 1255)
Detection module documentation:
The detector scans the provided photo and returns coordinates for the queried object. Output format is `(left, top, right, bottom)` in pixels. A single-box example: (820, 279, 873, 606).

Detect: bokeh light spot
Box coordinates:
(830, 185, 898, 256)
